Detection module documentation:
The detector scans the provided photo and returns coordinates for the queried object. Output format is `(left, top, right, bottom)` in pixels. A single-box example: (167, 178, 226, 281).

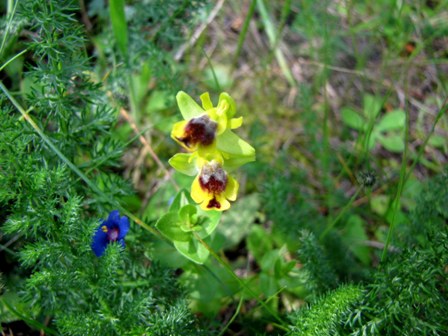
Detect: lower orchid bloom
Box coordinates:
(191, 160, 239, 211)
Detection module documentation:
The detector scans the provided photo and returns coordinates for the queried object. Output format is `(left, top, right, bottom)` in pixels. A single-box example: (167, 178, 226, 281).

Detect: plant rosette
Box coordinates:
(156, 192, 221, 264)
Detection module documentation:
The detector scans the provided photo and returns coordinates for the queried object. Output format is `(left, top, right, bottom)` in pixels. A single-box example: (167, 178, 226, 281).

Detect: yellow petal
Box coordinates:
(200, 194, 230, 211)
(230, 117, 243, 129)
(224, 175, 239, 201)
(191, 175, 208, 205)
(171, 120, 187, 139)
(216, 114, 228, 135)
(200, 92, 213, 110)
(171, 120, 196, 151)
(218, 92, 236, 118)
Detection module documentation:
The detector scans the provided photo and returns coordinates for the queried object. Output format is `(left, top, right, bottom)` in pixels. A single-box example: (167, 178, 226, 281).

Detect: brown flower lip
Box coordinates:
(176, 115, 218, 148)
(199, 161, 228, 194)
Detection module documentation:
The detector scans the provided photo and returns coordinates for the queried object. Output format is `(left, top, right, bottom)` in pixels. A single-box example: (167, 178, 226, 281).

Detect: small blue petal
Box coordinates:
(118, 216, 130, 240)
(91, 226, 109, 257)
(92, 210, 130, 257)
(107, 210, 121, 226)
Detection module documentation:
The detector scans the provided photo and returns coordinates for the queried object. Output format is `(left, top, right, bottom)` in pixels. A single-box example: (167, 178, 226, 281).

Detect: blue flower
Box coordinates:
(91, 210, 130, 257)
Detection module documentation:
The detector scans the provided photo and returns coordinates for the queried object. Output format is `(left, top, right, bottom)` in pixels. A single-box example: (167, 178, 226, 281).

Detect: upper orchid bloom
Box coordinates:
(170, 92, 255, 171)
(91, 210, 130, 257)
(171, 91, 243, 153)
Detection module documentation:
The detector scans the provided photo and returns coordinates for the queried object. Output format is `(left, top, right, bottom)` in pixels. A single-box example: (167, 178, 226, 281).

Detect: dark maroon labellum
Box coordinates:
(207, 197, 221, 209)
(199, 161, 228, 209)
(199, 162, 227, 194)
(177, 115, 217, 148)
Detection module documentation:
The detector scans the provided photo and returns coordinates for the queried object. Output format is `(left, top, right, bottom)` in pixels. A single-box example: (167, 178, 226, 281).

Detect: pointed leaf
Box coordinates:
(428, 134, 446, 148)
(341, 107, 365, 131)
(197, 210, 221, 238)
(376, 109, 405, 132)
(174, 238, 210, 264)
(342, 215, 370, 265)
(363, 94, 382, 120)
(109, 0, 128, 56)
(169, 189, 191, 212)
(378, 133, 405, 152)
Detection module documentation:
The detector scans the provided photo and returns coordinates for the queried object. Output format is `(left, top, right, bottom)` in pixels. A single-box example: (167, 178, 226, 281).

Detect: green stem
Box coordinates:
(381, 79, 411, 262)
(0, 0, 19, 59)
(404, 99, 447, 183)
(381, 99, 447, 262)
(256, 0, 295, 86)
(231, 0, 257, 70)
(1, 298, 58, 335)
(202, 49, 221, 92)
(0, 49, 28, 72)
(320, 188, 362, 241)
(218, 296, 244, 336)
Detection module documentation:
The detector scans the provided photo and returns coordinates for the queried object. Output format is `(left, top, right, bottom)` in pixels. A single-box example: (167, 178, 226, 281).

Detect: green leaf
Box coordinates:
(151, 239, 188, 268)
(366, 129, 379, 149)
(179, 205, 201, 232)
(260, 272, 278, 297)
(428, 134, 446, 148)
(215, 194, 259, 250)
(378, 133, 405, 152)
(179, 204, 197, 221)
(196, 209, 221, 239)
(342, 215, 370, 265)
(176, 91, 204, 120)
(341, 107, 365, 131)
(217, 130, 256, 169)
(363, 94, 382, 120)
(155, 212, 191, 242)
(260, 249, 281, 272)
(168, 153, 197, 176)
(169, 189, 192, 212)
(247, 225, 273, 264)
(370, 194, 390, 216)
(109, 0, 128, 57)
(376, 109, 406, 132)
(174, 238, 210, 264)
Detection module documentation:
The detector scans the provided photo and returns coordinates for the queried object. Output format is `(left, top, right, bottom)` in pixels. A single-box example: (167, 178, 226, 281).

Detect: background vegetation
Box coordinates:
(1, 0, 447, 335)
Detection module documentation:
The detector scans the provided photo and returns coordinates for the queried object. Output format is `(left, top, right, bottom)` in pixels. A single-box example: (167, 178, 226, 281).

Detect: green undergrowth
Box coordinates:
(1, 0, 447, 335)
(288, 169, 448, 335)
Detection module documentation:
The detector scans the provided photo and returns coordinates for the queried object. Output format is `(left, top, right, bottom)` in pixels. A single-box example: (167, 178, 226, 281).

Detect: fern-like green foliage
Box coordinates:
(288, 170, 448, 336)
(94, 0, 207, 101)
(343, 170, 448, 336)
(262, 165, 366, 284)
(288, 284, 363, 336)
(297, 230, 338, 295)
(0, 1, 205, 334)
